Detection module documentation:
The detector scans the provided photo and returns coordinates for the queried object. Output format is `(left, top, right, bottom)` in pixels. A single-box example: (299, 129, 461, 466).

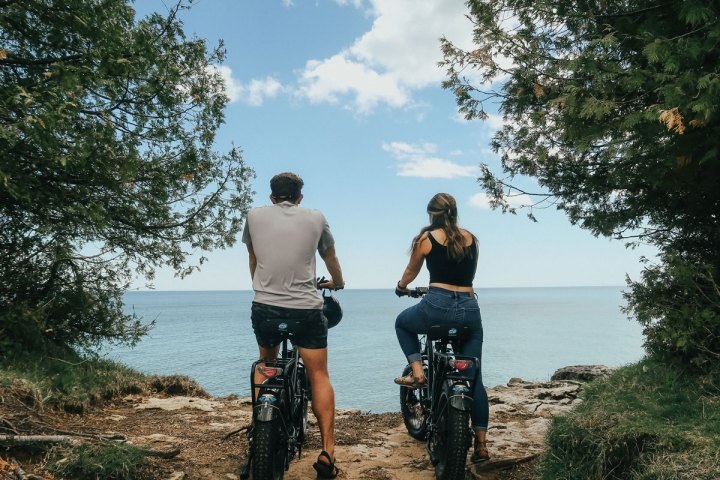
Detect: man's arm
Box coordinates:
(247, 243, 257, 279)
(319, 245, 344, 289)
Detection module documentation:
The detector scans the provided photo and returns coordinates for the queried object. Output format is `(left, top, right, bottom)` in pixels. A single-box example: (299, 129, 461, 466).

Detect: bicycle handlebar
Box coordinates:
(317, 276, 344, 291)
(398, 286, 428, 298)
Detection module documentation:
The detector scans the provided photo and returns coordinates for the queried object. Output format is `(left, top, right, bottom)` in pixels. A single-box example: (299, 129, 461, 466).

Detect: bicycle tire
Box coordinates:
(399, 365, 429, 440)
(294, 365, 309, 443)
(434, 385, 471, 480)
(252, 417, 286, 480)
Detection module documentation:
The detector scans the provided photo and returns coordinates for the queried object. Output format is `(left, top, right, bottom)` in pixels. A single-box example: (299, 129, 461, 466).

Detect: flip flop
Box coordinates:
(313, 450, 340, 479)
(394, 374, 426, 388)
(471, 442, 490, 463)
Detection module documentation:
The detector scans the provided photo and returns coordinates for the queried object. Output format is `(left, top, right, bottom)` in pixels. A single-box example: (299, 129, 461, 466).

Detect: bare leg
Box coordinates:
(474, 429, 490, 460)
(298, 346, 335, 461)
(409, 360, 425, 381)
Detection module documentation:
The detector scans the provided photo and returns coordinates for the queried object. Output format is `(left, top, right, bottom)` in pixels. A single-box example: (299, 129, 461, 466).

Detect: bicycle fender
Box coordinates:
(449, 394, 473, 412)
(255, 396, 280, 422)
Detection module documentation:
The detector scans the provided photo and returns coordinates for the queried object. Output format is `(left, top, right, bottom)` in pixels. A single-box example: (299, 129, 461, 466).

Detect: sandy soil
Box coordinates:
(0, 378, 583, 479)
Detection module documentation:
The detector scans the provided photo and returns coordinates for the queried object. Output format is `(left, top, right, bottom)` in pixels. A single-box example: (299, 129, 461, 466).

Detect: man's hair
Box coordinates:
(270, 172, 304, 201)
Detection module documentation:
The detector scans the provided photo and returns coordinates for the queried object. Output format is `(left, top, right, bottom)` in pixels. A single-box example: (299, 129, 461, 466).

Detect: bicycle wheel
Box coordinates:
(252, 417, 286, 480)
(294, 365, 309, 443)
(399, 364, 428, 440)
(433, 384, 471, 480)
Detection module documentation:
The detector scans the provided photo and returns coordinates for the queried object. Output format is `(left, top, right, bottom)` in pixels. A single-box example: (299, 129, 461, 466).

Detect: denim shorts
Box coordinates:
(251, 301, 328, 349)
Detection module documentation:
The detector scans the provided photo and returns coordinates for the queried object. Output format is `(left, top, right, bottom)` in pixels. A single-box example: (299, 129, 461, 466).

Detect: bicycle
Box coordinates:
(239, 321, 308, 480)
(397, 287, 479, 480)
(240, 280, 341, 480)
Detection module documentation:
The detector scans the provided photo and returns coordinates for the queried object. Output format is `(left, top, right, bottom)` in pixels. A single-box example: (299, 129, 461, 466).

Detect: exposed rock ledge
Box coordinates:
(0, 365, 614, 480)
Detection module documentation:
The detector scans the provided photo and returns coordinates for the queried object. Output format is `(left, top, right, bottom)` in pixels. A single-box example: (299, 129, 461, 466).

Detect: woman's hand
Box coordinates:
(395, 281, 411, 297)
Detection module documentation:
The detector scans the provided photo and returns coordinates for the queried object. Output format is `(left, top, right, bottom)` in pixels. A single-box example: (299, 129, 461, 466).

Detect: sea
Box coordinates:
(105, 287, 645, 413)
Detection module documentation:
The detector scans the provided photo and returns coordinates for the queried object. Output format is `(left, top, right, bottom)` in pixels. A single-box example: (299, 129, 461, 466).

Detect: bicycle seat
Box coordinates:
(264, 319, 295, 336)
(427, 325, 471, 341)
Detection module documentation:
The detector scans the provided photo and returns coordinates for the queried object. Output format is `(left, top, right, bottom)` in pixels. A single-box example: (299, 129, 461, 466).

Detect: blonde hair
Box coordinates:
(412, 193, 475, 261)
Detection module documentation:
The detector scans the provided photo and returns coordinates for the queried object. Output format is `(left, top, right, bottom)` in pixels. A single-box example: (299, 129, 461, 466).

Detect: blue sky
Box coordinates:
(134, 0, 655, 291)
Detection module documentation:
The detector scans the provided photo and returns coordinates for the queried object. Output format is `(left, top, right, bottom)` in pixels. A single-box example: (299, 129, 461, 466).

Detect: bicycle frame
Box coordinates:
(425, 335, 479, 421)
(251, 336, 290, 403)
(241, 331, 307, 479)
(250, 334, 304, 431)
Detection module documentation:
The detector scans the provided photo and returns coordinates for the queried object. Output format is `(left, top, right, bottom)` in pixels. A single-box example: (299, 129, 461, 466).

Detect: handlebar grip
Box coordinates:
(398, 287, 428, 298)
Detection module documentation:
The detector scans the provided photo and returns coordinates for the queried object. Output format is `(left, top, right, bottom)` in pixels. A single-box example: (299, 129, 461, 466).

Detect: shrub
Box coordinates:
(541, 357, 720, 479)
(625, 253, 720, 374)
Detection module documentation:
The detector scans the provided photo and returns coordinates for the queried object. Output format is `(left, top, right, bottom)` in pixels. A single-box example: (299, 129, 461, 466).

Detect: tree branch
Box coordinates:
(0, 54, 83, 66)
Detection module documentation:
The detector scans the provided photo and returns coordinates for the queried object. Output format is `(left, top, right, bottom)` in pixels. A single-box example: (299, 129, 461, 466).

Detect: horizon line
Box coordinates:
(126, 284, 627, 293)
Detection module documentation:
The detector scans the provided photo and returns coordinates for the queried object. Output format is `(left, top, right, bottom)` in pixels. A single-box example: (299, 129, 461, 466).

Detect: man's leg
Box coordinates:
(298, 346, 335, 461)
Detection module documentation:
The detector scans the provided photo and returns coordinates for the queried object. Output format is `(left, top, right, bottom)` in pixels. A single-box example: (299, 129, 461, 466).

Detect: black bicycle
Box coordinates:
(241, 280, 341, 480)
(240, 322, 309, 480)
(398, 287, 479, 480)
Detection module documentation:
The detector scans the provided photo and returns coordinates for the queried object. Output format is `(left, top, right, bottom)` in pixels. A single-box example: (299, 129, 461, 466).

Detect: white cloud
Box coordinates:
(468, 193, 492, 209)
(487, 113, 504, 130)
(334, 0, 365, 7)
(246, 77, 283, 106)
(210, 65, 244, 102)
(383, 141, 437, 156)
(384, 141, 478, 179)
(297, 0, 474, 113)
(300, 54, 408, 113)
(282, 0, 294, 6)
(468, 192, 533, 209)
(209, 65, 283, 106)
(398, 158, 478, 179)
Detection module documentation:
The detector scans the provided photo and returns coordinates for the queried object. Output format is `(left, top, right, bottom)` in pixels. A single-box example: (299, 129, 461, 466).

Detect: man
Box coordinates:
(242, 172, 344, 479)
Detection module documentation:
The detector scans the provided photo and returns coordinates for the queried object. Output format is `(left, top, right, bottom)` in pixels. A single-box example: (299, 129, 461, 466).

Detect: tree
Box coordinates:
(441, 0, 720, 371)
(0, 0, 253, 354)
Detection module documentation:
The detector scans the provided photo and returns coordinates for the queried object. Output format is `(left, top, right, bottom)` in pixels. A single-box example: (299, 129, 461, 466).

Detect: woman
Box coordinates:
(394, 192, 490, 463)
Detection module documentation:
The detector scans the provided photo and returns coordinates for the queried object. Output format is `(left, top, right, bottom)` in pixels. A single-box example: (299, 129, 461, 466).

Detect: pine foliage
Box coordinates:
(0, 0, 254, 353)
(441, 0, 720, 371)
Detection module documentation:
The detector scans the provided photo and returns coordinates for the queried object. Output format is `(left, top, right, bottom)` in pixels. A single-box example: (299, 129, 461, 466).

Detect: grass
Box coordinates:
(1, 347, 210, 479)
(0, 347, 207, 412)
(541, 356, 720, 479)
(45, 443, 150, 480)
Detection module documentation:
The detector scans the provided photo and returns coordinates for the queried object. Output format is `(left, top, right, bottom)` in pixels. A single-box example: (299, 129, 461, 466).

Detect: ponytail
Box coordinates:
(411, 193, 475, 261)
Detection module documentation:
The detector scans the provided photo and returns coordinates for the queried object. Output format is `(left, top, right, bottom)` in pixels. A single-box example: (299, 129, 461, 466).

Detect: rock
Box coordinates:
(551, 365, 616, 382)
(134, 396, 221, 412)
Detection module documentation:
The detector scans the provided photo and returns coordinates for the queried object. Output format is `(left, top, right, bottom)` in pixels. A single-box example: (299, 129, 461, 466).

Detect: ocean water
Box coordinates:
(106, 287, 645, 412)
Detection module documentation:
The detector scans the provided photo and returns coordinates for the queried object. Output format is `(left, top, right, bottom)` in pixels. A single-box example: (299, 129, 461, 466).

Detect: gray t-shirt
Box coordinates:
(242, 202, 334, 309)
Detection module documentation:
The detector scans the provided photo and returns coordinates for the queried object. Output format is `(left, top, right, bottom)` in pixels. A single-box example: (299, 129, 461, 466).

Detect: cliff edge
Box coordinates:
(0, 366, 613, 479)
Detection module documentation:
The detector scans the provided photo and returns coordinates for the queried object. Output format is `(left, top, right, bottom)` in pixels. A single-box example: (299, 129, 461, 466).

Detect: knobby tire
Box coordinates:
(252, 418, 285, 480)
(434, 388, 471, 480)
(294, 365, 309, 444)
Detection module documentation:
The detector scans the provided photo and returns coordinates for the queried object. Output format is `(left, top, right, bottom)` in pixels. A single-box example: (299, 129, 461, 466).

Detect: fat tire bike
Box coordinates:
(240, 325, 309, 480)
(398, 287, 480, 480)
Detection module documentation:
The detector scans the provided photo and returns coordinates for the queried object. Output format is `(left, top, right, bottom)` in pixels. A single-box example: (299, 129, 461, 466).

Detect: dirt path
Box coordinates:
(1, 379, 582, 479)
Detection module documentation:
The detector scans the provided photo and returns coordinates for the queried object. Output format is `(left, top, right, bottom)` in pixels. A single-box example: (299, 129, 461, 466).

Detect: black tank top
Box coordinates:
(425, 232, 478, 287)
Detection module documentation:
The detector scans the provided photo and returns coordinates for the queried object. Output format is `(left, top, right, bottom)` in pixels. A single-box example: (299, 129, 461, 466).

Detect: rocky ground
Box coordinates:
(1, 366, 612, 479)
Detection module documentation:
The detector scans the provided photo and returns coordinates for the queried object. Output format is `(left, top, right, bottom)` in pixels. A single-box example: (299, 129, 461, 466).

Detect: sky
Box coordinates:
(132, 0, 655, 291)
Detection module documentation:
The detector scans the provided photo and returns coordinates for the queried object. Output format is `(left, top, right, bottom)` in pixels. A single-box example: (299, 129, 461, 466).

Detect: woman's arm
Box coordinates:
(398, 233, 432, 289)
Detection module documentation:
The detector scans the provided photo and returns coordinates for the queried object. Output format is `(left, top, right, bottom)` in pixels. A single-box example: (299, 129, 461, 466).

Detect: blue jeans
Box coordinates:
(395, 286, 489, 432)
